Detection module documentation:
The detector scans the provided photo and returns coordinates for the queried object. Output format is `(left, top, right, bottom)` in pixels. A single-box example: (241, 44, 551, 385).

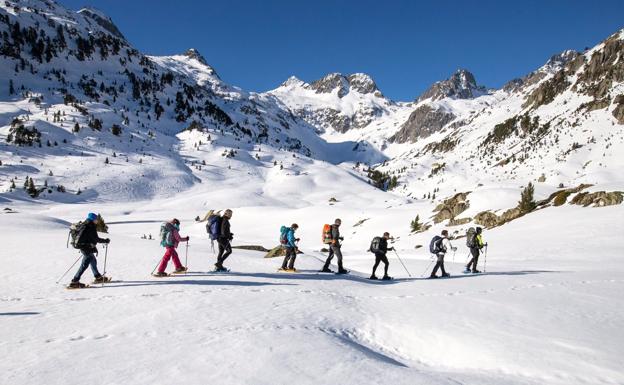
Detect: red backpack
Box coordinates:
(321, 224, 333, 244)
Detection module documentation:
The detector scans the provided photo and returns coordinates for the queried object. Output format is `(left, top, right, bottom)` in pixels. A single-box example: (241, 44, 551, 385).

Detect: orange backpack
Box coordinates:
(322, 224, 333, 244)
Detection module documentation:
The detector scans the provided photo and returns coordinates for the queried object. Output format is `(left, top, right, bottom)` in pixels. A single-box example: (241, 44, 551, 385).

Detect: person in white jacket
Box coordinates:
(430, 229, 456, 279)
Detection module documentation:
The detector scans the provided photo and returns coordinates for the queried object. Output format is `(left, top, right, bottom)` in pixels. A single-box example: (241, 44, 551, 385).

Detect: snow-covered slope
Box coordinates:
(1, 2, 624, 384)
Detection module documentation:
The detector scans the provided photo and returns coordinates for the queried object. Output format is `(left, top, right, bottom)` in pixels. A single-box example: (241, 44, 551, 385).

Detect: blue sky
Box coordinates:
(61, 0, 623, 101)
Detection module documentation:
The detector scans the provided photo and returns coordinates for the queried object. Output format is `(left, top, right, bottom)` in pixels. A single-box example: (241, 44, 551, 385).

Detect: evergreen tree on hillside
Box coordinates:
(518, 182, 537, 213)
(410, 215, 422, 233)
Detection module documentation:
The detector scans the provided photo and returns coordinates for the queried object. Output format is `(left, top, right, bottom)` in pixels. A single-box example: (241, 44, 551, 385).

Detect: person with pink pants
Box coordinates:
(154, 218, 189, 277)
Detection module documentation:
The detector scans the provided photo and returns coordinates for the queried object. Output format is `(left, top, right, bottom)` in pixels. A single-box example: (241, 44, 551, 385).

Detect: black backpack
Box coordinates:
(369, 236, 382, 253)
(429, 235, 444, 254)
(69, 221, 88, 249)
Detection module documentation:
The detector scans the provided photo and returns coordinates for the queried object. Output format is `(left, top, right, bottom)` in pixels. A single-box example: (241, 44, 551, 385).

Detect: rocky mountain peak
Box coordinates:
(77, 7, 125, 40)
(184, 48, 208, 65)
(543, 50, 580, 73)
(417, 69, 486, 102)
(309, 72, 380, 98)
(279, 76, 307, 88)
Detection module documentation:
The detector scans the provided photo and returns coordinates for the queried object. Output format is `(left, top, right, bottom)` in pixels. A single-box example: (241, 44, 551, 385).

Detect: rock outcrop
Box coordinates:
(417, 69, 486, 102)
(390, 105, 455, 143)
(432, 192, 470, 224)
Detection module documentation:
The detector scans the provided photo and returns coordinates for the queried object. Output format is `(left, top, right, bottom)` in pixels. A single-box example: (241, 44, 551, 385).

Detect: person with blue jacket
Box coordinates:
(280, 224, 300, 271)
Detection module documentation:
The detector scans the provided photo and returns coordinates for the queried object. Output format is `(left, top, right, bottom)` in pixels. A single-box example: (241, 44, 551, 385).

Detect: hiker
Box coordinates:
(69, 212, 110, 288)
(465, 227, 486, 273)
(429, 229, 456, 279)
(153, 218, 189, 277)
(280, 223, 300, 271)
(369, 232, 393, 280)
(215, 209, 233, 271)
(321, 218, 347, 274)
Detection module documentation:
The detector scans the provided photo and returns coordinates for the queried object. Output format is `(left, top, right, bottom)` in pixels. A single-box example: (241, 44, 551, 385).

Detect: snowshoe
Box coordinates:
(67, 282, 88, 289)
(441, 273, 451, 278)
(213, 266, 230, 273)
(93, 276, 111, 284)
(471, 270, 482, 274)
(428, 275, 439, 279)
(172, 267, 188, 274)
(336, 269, 349, 275)
(319, 267, 333, 273)
(382, 275, 393, 281)
(369, 275, 378, 280)
(152, 272, 169, 278)
(463, 268, 471, 274)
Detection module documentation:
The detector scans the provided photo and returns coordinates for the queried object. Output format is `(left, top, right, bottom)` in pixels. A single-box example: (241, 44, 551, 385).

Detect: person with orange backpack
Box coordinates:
(321, 218, 347, 274)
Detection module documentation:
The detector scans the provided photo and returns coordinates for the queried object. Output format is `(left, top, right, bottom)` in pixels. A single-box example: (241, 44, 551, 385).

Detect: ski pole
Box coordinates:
(150, 258, 161, 276)
(393, 249, 412, 277)
(420, 256, 435, 278)
(185, 241, 189, 275)
(483, 244, 488, 273)
(66, 231, 70, 248)
(56, 254, 82, 284)
(102, 244, 109, 287)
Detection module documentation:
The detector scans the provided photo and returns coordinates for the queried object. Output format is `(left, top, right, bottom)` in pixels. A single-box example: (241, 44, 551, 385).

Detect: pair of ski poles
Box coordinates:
(56, 244, 109, 286)
(150, 241, 190, 275)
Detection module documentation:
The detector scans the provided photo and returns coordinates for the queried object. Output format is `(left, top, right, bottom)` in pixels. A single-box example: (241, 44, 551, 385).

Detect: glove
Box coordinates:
(104, 238, 110, 244)
(186, 236, 190, 241)
(452, 247, 457, 252)
(295, 238, 300, 242)
(388, 247, 394, 251)
(339, 237, 344, 241)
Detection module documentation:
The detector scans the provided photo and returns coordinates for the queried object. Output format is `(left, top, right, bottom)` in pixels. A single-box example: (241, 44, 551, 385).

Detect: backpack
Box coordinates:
(68, 221, 87, 249)
(466, 227, 476, 248)
(322, 224, 333, 244)
(280, 226, 290, 245)
(159, 222, 175, 247)
(369, 236, 382, 253)
(206, 215, 222, 241)
(429, 235, 444, 254)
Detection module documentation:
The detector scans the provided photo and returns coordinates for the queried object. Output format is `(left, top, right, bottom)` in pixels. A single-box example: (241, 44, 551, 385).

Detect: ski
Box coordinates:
(66, 284, 90, 290)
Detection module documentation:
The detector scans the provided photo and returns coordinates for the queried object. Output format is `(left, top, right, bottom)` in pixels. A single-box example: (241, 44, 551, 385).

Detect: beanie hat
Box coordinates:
(86, 213, 98, 221)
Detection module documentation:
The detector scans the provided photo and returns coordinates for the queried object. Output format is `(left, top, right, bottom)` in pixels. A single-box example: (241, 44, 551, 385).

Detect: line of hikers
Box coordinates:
(65, 212, 487, 288)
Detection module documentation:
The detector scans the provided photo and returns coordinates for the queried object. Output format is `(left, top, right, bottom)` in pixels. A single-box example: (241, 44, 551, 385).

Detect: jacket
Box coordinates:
(220, 217, 232, 240)
(77, 220, 106, 252)
(331, 224, 341, 246)
(476, 234, 485, 249)
(286, 228, 297, 248)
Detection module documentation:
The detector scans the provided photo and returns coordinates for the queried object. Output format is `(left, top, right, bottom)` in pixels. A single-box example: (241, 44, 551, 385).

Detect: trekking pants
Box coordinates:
(323, 244, 344, 271)
(157, 246, 182, 273)
(281, 247, 297, 269)
(431, 253, 447, 276)
(72, 249, 101, 282)
(467, 247, 480, 272)
(217, 239, 232, 266)
(372, 251, 389, 276)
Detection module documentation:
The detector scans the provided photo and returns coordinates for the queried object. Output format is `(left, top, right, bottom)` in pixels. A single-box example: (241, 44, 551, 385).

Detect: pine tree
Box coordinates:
(23, 176, 29, 189)
(27, 178, 37, 197)
(73, 123, 80, 133)
(410, 215, 422, 233)
(518, 182, 537, 213)
(104, 157, 109, 164)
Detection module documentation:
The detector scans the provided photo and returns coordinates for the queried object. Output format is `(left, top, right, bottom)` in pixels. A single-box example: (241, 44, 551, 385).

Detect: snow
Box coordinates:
(1, 190, 623, 385)
(1, 1, 624, 384)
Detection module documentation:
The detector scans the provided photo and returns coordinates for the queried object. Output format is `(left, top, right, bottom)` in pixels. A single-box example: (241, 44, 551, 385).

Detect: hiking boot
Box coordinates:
(369, 275, 378, 280)
(471, 270, 481, 274)
(68, 281, 86, 288)
(428, 274, 438, 279)
(320, 267, 333, 273)
(441, 273, 451, 278)
(382, 275, 393, 281)
(153, 272, 168, 277)
(174, 266, 188, 273)
(93, 275, 111, 283)
(216, 266, 229, 272)
(336, 269, 349, 275)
